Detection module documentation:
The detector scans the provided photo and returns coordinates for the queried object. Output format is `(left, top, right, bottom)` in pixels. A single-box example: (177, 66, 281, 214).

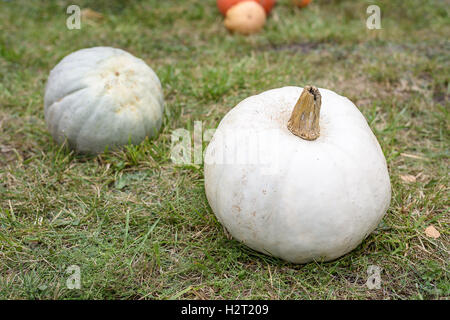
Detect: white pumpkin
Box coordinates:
(44, 47, 164, 154)
(204, 86, 391, 263)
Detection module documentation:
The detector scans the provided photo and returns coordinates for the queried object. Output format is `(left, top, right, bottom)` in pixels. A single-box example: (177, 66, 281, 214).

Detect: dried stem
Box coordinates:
(287, 86, 322, 140)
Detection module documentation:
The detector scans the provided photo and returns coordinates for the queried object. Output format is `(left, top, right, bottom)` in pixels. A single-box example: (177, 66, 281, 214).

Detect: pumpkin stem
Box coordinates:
(287, 86, 321, 140)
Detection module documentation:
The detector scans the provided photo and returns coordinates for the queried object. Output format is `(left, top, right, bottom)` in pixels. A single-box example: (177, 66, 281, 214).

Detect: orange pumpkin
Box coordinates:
(292, 0, 311, 8)
(217, 0, 276, 15)
(224, 1, 267, 35)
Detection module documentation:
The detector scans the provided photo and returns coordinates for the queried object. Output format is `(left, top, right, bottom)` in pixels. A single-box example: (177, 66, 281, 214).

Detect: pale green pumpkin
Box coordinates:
(44, 47, 164, 154)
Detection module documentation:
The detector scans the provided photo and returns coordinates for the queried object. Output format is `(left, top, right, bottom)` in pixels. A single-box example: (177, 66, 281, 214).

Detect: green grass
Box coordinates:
(0, 0, 449, 299)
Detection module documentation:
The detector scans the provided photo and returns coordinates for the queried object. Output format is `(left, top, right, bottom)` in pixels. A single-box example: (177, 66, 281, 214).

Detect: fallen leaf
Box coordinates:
(400, 174, 416, 183)
(81, 8, 104, 21)
(424, 225, 440, 239)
